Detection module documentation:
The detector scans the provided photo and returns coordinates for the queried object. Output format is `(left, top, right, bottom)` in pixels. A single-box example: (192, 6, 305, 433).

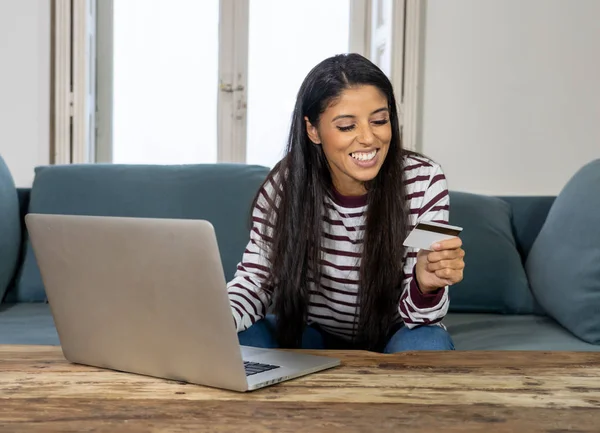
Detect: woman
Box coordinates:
(227, 53, 465, 352)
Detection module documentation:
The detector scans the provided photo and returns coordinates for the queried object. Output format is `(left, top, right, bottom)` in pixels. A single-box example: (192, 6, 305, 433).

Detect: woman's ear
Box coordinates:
(304, 116, 321, 144)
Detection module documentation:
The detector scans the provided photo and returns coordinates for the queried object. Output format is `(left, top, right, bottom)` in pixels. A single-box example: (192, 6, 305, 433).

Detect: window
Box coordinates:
(245, 0, 350, 167)
(111, 0, 220, 164)
(56, 0, 420, 165)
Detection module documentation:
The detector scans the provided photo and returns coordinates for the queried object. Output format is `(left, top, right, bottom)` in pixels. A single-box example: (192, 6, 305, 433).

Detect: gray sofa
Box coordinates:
(1, 155, 599, 351)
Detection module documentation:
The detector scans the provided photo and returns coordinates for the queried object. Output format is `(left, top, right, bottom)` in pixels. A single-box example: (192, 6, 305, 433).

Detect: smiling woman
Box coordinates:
(226, 53, 466, 353)
(305, 85, 392, 196)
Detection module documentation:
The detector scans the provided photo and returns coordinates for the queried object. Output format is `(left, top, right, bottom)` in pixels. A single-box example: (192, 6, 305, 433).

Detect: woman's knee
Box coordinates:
(237, 315, 278, 348)
(238, 315, 326, 350)
(383, 324, 454, 353)
(301, 325, 325, 349)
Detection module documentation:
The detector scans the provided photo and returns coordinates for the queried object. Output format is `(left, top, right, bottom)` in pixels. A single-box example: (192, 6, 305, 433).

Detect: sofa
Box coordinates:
(1, 154, 599, 351)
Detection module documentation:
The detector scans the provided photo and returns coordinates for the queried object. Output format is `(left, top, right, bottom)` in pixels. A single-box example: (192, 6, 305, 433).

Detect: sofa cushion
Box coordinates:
(526, 159, 600, 344)
(448, 192, 538, 314)
(0, 155, 21, 302)
(8, 163, 270, 302)
(445, 313, 600, 351)
(0, 303, 60, 345)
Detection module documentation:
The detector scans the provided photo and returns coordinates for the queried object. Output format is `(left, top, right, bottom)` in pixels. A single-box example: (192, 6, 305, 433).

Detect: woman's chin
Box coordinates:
(347, 164, 383, 183)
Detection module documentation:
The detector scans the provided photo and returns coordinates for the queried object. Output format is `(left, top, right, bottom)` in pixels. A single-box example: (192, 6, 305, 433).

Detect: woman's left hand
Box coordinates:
(414, 237, 465, 293)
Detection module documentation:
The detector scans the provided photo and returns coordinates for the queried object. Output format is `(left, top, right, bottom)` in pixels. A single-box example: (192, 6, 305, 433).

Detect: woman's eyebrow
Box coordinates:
(331, 114, 354, 122)
(331, 107, 389, 122)
(371, 107, 389, 115)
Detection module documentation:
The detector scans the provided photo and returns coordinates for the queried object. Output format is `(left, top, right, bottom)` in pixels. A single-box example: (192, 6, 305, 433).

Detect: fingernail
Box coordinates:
(433, 243, 441, 250)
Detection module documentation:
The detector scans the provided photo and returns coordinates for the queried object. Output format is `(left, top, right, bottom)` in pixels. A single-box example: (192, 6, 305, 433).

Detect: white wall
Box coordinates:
(0, 0, 50, 187)
(419, 0, 600, 195)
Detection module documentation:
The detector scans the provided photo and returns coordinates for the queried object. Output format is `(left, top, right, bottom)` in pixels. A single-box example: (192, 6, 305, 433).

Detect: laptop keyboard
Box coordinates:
(243, 361, 280, 376)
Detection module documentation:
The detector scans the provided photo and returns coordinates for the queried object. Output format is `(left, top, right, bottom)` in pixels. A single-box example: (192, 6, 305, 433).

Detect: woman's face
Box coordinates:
(305, 85, 392, 196)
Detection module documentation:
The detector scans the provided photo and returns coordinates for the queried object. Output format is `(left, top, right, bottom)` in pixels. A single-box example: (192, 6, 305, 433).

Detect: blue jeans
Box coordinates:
(238, 315, 454, 352)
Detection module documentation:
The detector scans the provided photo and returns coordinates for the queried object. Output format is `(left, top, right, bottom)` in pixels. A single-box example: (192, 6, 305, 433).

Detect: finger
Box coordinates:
(427, 259, 466, 272)
(435, 268, 463, 284)
(417, 249, 429, 259)
(429, 277, 454, 288)
(428, 248, 465, 263)
(432, 237, 462, 251)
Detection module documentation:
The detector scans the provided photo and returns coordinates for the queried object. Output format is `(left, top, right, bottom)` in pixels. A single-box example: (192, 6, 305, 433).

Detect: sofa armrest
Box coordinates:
(16, 188, 31, 221)
(4, 188, 32, 302)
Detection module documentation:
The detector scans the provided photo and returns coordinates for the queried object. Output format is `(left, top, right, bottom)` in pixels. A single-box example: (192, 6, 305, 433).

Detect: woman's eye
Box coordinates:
(372, 119, 389, 126)
(337, 125, 355, 132)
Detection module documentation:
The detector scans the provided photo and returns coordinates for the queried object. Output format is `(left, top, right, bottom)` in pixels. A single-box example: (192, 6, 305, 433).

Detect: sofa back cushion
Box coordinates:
(497, 196, 556, 261)
(526, 159, 600, 344)
(8, 163, 270, 302)
(0, 155, 21, 302)
(447, 192, 539, 314)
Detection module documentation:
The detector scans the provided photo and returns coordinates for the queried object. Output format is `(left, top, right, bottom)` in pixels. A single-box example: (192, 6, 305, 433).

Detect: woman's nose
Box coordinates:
(357, 124, 375, 145)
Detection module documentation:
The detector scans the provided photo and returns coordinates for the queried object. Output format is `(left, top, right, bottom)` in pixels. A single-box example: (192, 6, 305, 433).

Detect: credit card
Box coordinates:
(403, 221, 463, 251)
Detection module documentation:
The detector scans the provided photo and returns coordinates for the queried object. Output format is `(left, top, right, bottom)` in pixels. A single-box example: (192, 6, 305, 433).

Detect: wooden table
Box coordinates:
(1, 345, 599, 432)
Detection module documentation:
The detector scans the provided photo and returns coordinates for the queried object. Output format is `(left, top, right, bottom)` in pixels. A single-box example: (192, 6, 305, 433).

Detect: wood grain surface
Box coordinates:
(1, 345, 599, 432)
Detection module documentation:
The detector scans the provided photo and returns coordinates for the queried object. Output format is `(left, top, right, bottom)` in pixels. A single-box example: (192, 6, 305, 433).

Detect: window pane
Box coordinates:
(246, 0, 351, 167)
(112, 0, 218, 164)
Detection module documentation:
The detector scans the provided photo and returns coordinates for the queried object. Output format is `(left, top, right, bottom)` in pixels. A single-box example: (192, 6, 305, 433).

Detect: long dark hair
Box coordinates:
(254, 53, 412, 350)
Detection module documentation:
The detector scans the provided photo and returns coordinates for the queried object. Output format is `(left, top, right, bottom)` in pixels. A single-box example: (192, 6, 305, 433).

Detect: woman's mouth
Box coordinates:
(350, 149, 378, 162)
(349, 149, 379, 168)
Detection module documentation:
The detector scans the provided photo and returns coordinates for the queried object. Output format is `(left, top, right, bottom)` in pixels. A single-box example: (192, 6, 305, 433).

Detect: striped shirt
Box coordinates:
(227, 154, 450, 341)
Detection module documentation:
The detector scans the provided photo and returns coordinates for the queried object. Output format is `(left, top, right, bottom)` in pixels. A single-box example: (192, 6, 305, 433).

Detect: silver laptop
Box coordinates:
(25, 213, 340, 392)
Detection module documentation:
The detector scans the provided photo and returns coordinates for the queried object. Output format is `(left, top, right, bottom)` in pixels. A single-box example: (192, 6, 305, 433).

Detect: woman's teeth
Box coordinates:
(350, 150, 377, 161)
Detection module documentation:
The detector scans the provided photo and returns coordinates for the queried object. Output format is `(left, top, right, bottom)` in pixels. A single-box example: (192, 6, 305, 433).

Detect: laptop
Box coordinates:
(25, 213, 340, 392)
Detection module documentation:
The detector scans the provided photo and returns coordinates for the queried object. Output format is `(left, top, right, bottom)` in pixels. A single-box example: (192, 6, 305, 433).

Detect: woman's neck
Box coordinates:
(331, 185, 368, 208)
(332, 177, 367, 197)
